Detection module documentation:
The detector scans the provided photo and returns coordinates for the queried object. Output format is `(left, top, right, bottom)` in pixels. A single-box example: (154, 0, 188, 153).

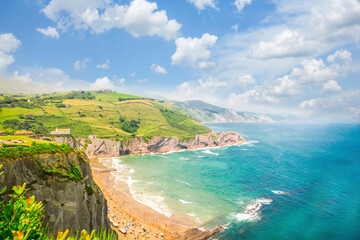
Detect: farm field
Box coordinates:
(0, 91, 211, 139)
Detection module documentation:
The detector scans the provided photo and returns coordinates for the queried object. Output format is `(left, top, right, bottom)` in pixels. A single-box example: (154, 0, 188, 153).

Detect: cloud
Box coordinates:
(0, 68, 77, 93)
(322, 80, 341, 93)
(187, 0, 217, 10)
(150, 63, 167, 74)
(136, 78, 148, 83)
(198, 77, 227, 89)
(74, 58, 91, 71)
(227, 49, 352, 107)
(96, 60, 110, 69)
(113, 75, 125, 85)
(231, 24, 239, 32)
(299, 90, 360, 121)
(0, 33, 21, 73)
(42, 0, 181, 40)
(118, 78, 125, 84)
(36, 26, 60, 39)
(0, 52, 15, 74)
(234, 0, 251, 12)
(0, 72, 47, 93)
(198, 61, 216, 71)
(236, 75, 255, 87)
(171, 33, 218, 68)
(327, 49, 352, 63)
(171, 77, 228, 102)
(249, 29, 316, 59)
(0, 33, 21, 53)
(90, 76, 114, 90)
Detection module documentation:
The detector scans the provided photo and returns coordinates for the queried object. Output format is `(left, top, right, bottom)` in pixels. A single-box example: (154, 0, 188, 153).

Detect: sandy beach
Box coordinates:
(90, 158, 200, 240)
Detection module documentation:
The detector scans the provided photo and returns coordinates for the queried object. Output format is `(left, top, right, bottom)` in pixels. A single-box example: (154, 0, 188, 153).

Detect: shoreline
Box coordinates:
(90, 142, 245, 239)
(91, 160, 226, 240)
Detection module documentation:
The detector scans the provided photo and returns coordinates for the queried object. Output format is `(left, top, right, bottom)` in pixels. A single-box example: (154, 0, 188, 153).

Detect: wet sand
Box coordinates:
(90, 159, 197, 240)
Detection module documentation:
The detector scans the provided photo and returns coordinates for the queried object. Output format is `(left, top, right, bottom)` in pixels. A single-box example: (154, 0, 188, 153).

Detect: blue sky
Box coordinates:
(0, 0, 359, 121)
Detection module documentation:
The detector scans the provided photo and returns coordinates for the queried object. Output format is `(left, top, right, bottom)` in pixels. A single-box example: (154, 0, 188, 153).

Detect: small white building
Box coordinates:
(88, 135, 97, 139)
(51, 128, 70, 135)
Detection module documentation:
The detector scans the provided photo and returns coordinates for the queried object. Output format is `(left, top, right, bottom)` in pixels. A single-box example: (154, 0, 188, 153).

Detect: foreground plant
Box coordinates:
(0, 165, 116, 240)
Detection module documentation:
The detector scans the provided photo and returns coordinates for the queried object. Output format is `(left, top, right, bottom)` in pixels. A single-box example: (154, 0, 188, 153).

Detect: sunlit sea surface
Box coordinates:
(100, 123, 360, 239)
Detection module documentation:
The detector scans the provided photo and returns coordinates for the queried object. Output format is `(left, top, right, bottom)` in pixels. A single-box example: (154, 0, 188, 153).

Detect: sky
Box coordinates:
(0, 0, 360, 122)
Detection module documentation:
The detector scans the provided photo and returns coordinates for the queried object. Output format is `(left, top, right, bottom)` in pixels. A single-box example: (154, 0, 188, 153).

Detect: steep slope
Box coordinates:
(0, 91, 211, 138)
(0, 144, 112, 233)
(166, 100, 274, 123)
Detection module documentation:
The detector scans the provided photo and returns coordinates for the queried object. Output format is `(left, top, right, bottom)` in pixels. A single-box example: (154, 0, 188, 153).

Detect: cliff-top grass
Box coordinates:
(0, 143, 78, 161)
(0, 91, 211, 139)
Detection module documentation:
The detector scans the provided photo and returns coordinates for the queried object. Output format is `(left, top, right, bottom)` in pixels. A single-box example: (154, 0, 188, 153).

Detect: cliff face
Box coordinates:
(48, 131, 246, 157)
(0, 152, 111, 233)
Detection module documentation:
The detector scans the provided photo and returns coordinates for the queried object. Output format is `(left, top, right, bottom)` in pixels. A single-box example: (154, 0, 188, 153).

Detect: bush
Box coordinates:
(0, 182, 46, 240)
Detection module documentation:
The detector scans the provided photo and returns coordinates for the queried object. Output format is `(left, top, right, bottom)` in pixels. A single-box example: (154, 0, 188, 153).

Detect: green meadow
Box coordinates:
(0, 91, 210, 139)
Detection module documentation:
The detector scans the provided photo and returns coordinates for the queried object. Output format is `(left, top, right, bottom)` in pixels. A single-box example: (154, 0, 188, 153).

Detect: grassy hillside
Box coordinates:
(0, 91, 210, 139)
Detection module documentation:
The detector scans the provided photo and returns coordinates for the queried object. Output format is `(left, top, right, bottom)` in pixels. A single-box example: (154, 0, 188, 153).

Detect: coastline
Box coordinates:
(91, 159, 226, 240)
(90, 141, 246, 239)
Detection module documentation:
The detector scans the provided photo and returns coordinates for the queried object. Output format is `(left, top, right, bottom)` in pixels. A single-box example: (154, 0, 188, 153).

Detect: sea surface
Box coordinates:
(101, 123, 360, 239)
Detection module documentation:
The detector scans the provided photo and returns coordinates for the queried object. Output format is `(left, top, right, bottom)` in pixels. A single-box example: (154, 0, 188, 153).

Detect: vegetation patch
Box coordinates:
(85, 185, 95, 195)
(35, 157, 83, 182)
(0, 143, 78, 161)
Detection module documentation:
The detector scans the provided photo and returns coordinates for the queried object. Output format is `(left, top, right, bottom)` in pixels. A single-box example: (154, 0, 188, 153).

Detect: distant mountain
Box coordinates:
(165, 100, 274, 123)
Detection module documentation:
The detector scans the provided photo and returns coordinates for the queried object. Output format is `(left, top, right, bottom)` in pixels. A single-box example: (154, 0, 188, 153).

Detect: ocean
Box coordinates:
(101, 123, 360, 239)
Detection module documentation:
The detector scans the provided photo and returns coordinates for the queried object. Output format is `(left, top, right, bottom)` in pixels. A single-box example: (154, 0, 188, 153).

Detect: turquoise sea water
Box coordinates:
(103, 123, 360, 239)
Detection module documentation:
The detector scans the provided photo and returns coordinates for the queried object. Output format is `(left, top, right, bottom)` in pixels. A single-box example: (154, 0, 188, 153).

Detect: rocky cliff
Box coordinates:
(167, 100, 274, 123)
(48, 131, 246, 157)
(0, 152, 112, 233)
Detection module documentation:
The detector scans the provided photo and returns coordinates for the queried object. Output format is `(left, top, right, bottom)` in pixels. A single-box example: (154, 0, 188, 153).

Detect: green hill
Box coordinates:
(0, 91, 210, 139)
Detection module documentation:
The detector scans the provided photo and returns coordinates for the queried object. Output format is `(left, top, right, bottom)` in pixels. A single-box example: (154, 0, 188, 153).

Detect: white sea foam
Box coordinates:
(202, 149, 219, 156)
(180, 157, 190, 160)
(271, 190, 290, 195)
(198, 156, 205, 158)
(126, 177, 173, 217)
(241, 140, 259, 147)
(235, 198, 272, 222)
(176, 179, 192, 187)
(186, 213, 201, 224)
(179, 199, 192, 204)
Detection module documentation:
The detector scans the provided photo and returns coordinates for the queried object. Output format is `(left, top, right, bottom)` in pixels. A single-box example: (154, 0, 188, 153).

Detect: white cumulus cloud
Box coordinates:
(171, 33, 218, 68)
(150, 64, 167, 74)
(74, 58, 91, 71)
(227, 49, 352, 107)
(0, 33, 21, 73)
(187, 0, 217, 10)
(322, 80, 341, 93)
(234, 0, 251, 12)
(36, 26, 60, 39)
(249, 29, 316, 59)
(236, 75, 255, 87)
(96, 60, 110, 69)
(90, 76, 114, 90)
(299, 90, 360, 121)
(42, 0, 181, 40)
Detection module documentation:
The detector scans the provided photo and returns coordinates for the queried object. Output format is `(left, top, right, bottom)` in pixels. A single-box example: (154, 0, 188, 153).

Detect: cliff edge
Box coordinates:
(48, 131, 246, 157)
(0, 150, 112, 234)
